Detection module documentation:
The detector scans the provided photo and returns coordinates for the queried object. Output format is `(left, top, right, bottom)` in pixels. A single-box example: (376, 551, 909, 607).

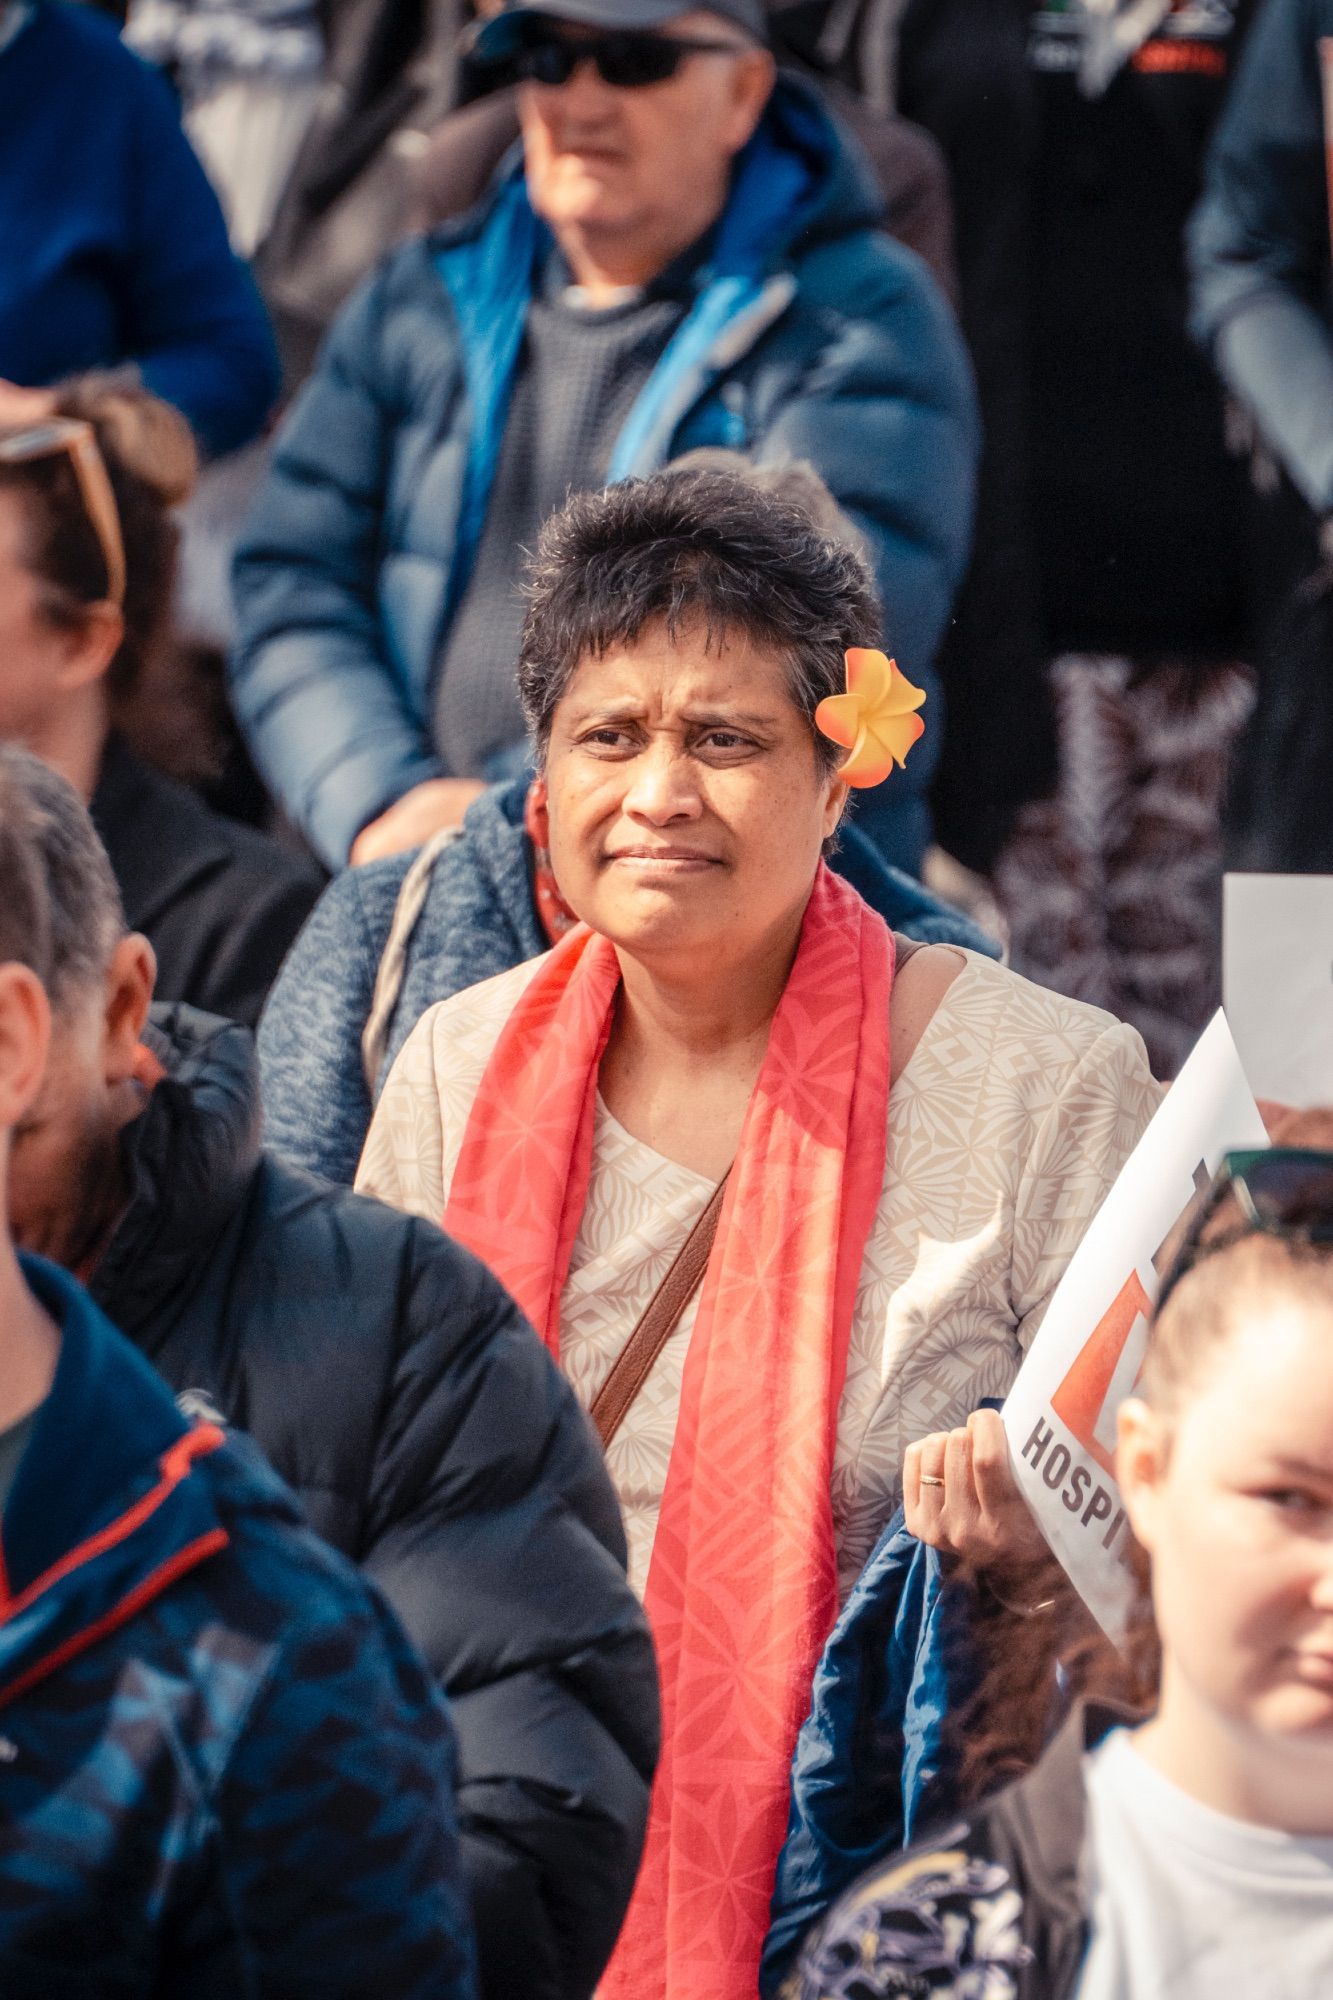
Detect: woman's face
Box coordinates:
(543, 620, 844, 969)
(0, 488, 69, 740)
(1120, 1288, 1333, 1752)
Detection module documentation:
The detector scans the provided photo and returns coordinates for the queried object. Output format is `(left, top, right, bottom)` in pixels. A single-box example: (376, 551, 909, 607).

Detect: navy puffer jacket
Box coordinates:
(88, 1005, 659, 2000)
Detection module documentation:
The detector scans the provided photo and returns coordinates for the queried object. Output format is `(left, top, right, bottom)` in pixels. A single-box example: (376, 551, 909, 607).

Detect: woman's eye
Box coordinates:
(1259, 1488, 1326, 1517)
(698, 730, 755, 754)
(582, 727, 635, 750)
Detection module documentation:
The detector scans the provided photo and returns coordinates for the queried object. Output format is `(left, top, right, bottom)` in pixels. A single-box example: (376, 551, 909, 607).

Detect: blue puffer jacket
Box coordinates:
(0, 1256, 475, 2000)
(760, 1513, 981, 1998)
(230, 74, 978, 872)
(257, 776, 1000, 1186)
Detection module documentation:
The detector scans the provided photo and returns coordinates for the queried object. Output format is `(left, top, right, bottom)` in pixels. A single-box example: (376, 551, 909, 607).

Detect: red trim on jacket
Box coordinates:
(0, 1423, 226, 1615)
(0, 1527, 230, 1710)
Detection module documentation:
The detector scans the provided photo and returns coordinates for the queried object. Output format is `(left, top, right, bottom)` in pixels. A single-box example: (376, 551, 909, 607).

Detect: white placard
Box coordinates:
(1002, 1012, 1267, 1637)
(1223, 873, 1333, 1109)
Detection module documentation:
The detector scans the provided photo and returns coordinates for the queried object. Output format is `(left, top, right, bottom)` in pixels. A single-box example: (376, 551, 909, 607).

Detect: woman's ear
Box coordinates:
(1116, 1396, 1168, 1558)
(50, 600, 123, 696)
(822, 777, 849, 842)
(527, 774, 551, 851)
(101, 933, 156, 1082)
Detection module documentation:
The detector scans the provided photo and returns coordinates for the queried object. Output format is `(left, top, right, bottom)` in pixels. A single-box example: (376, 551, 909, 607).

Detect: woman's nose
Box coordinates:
(1307, 1554, 1333, 1614)
(622, 746, 702, 823)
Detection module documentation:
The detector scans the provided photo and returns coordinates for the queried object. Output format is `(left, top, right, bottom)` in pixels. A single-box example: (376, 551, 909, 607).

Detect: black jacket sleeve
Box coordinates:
(358, 1217, 660, 2000)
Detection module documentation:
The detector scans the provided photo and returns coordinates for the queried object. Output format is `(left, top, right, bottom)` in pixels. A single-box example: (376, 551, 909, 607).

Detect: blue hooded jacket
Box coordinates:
(761, 1513, 980, 1996)
(230, 74, 978, 872)
(0, 1256, 476, 2000)
(257, 776, 1000, 1186)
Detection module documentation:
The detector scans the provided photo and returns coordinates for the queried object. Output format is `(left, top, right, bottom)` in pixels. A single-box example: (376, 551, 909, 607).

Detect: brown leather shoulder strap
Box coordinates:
(590, 1172, 729, 1451)
(892, 931, 926, 971)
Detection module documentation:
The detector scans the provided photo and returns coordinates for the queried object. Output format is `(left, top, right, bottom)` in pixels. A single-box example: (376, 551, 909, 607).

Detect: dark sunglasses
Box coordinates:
(1155, 1147, 1333, 1319)
(500, 26, 747, 88)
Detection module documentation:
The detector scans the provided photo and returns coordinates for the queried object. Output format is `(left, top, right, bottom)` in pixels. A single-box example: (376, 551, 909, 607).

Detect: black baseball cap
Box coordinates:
(472, 1, 769, 62)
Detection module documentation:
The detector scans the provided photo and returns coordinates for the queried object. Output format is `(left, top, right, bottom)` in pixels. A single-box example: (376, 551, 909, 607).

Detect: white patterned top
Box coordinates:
(357, 948, 1161, 1599)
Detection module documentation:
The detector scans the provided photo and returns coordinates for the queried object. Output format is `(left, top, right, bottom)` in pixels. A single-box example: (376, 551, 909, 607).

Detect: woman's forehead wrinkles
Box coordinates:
(560, 694, 785, 731)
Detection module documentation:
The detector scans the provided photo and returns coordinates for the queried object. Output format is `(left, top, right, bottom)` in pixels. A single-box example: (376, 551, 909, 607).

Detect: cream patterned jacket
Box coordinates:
(357, 948, 1161, 1598)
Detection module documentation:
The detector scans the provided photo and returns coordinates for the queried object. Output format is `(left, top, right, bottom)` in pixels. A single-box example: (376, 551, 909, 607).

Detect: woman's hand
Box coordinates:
(903, 1409, 1049, 1574)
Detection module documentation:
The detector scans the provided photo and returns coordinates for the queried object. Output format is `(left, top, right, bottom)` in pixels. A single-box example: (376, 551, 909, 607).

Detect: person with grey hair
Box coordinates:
(357, 466, 1160, 2000)
(0, 743, 659, 2000)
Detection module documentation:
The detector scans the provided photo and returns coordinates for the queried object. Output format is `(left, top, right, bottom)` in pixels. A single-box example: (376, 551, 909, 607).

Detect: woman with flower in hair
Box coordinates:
(356, 466, 1161, 2000)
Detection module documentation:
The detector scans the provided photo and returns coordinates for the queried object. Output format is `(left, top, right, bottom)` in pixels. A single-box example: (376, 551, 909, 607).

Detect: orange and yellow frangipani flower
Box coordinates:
(814, 648, 927, 788)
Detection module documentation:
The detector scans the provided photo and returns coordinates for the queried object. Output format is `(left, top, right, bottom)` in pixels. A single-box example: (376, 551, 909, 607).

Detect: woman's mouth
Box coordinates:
(604, 848, 719, 872)
(1290, 1651, 1333, 1688)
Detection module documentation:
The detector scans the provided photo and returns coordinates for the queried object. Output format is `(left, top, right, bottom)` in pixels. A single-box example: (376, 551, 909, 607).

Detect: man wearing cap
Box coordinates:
(231, 0, 978, 877)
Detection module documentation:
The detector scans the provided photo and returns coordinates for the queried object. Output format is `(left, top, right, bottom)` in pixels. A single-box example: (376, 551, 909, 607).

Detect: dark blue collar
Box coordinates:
(4, 1256, 190, 1596)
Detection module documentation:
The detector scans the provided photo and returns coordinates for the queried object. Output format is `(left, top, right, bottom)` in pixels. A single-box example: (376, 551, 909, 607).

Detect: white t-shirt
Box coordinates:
(1078, 1727, 1333, 1999)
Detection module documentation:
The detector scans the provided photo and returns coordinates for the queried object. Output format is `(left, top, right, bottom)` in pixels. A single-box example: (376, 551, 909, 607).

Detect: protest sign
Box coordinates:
(1223, 872, 1333, 1108)
(1002, 1011, 1267, 1637)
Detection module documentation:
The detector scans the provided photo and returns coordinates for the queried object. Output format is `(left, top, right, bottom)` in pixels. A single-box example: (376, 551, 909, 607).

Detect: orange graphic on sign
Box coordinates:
(1050, 1270, 1152, 1476)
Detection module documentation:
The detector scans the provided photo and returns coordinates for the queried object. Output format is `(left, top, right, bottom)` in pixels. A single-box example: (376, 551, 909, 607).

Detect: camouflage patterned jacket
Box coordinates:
(786, 1704, 1131, 2000)
(0, 1256, 476, 2000)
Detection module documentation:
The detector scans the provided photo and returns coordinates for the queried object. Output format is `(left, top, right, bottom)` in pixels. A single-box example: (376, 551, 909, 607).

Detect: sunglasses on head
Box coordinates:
(1155, 1147, 1333, 1319)
(499, 24, 747, 88)
(0, 418, 126, 608)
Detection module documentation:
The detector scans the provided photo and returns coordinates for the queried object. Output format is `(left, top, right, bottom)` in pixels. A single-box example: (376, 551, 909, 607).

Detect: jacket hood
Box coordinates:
(0, 1256, 230, 1701)
(89, 1005, 262, 1348)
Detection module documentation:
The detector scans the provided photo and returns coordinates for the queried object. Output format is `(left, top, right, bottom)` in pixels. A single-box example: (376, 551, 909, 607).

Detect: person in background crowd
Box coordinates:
(356, 469, 1159, 2000)
(0, 758, 476, 2000)
(0, 379, 322, 1029)
(255, 0, 960, 391)
(0, 744, 659, 2000)
(0, 0, 278, 455)
(1188, 0, 1333, 873)
(230, 0, 977, 878)
(402, 2, 959, 305)
(790, 1123, 1333, 1998)
(258, 455, 999, 1189)
(124, 0, 326, 258)
(824, 0, 1255, 1073)
(1190, 0, 1333, 550)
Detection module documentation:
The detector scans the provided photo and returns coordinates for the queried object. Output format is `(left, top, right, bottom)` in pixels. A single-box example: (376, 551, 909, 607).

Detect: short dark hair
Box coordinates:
(0, 747, 124, 1010)
(517, 469, 882, 772)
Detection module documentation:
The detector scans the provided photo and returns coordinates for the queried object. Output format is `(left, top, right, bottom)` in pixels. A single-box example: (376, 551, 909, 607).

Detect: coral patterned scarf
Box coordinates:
(443, 863, 893, 2000)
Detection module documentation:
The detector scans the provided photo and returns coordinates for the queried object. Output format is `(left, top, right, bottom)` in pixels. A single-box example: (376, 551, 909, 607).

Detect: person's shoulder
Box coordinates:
(415, 949, 551, 1058)
(197, 1427, 410, 1648)
(793, 208, 955, 328)
(251, 1146, 494, 1293)
(950, 950, 1153, 1070)
(893, 947, 1159, 1119)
